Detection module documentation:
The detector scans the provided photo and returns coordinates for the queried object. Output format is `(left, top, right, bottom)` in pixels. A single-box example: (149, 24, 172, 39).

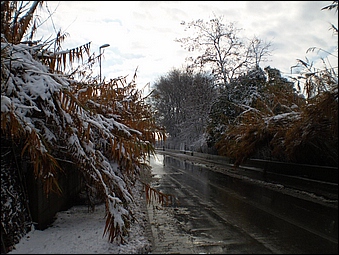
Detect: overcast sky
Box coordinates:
(35, 1, 338, 90)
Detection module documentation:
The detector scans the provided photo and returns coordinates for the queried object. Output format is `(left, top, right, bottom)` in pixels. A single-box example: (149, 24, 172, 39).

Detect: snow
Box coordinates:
(2, 38, 154, 249)
(8, 179, 152, 254)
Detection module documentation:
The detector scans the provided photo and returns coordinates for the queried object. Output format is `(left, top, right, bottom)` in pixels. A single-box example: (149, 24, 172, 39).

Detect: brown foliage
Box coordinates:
(1, 1, 167, 244)
(215, 65, 338, 167)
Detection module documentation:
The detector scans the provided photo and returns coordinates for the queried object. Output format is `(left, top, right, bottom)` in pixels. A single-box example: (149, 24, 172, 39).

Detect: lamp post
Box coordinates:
(99, 43, 110, 83)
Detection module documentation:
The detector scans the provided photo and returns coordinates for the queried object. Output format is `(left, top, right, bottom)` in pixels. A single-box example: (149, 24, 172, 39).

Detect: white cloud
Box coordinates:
(35, 1, 338, 88)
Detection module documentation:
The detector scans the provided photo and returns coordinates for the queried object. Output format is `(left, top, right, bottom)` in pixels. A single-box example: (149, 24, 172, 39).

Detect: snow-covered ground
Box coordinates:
(8, 179, 153, 254)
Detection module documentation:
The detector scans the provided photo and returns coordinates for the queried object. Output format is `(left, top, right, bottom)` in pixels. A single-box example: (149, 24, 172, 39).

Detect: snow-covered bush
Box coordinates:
(1, 1, 165, 249)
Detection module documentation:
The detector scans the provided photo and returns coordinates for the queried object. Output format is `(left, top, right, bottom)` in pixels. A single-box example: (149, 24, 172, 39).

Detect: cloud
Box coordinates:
(34, 1, 337, 89)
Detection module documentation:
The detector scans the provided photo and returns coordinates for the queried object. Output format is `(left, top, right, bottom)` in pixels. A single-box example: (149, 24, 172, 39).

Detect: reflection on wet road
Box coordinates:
(147, 154, 337, 254)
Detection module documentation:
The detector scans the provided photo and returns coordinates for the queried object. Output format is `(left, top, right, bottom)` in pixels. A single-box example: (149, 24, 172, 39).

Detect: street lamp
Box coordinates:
(99, 43, 110, 83)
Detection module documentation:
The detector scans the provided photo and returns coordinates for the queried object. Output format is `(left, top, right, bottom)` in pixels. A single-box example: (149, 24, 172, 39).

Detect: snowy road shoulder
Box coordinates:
(8, 180, 152, 254)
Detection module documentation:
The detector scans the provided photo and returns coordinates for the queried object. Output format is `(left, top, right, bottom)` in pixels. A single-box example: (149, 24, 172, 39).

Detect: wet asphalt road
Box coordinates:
(146, 153, 338, 254)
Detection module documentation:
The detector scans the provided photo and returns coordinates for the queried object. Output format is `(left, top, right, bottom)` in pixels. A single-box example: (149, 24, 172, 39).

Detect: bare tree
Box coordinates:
(249, 36, 272, 69)
(176, 15, 271, 89)
(151, 69, 216, 150)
